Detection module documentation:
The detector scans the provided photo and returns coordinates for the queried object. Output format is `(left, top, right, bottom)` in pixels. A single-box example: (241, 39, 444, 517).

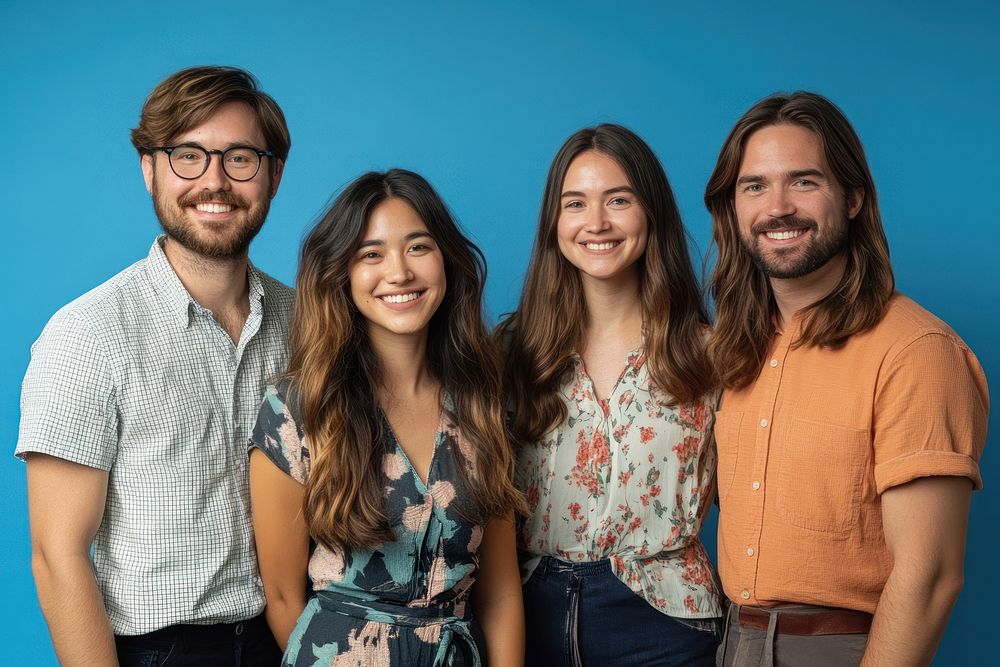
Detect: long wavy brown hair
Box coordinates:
(500, 124, 714, 445)
(704, 91, 895, 390)
(288, 169, 526, 552)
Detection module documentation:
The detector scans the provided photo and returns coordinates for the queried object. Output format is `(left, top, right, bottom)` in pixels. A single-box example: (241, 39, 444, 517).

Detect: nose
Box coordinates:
(582, 205, 611, 233)
(766, 187, 795, 219)
(197, 151, 232, 191)
(385, 252, 414, 284)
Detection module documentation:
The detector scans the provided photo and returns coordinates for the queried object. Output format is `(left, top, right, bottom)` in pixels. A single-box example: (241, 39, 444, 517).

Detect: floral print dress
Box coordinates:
(516, 350, 723, 619)
(251, 381, 486, 666)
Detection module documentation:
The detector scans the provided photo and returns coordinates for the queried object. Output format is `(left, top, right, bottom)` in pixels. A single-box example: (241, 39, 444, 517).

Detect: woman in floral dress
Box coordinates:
(500, 125, 722, 665)
(250, 169, 525, 666)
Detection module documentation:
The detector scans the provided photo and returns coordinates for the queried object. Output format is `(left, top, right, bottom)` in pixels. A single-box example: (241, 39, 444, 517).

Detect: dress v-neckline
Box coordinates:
(382, 406, 444, 491)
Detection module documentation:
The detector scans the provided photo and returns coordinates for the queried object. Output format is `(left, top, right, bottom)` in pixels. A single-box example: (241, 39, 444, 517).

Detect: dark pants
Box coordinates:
(115, 613, 282, 667)
(524, 557, 720, 667)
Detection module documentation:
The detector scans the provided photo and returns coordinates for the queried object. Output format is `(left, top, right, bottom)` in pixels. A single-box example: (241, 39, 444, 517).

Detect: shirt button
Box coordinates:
(741, 590, 750, 600)
(752, 481, 761, 490)
(235, 622, 244, 635)
(746, 547, 754, 556)
(770, 359, 778, 368)
(759, 418, 768, 428)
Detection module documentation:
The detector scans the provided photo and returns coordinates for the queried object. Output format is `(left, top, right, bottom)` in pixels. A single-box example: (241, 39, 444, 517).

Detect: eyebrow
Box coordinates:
(561, 186, 636, 198)
(357, 231, 434, 249)
(736, 169, 827, 186)
(172, 140, 264, 151)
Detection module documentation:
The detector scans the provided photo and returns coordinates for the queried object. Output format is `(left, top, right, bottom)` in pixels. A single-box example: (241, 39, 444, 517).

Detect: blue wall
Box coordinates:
(2, 1, 996, 663)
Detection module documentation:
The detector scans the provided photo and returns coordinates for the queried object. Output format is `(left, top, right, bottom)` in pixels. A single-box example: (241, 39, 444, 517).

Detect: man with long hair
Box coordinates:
(17, 66, 293, 665)
(704, 92, 988, 666)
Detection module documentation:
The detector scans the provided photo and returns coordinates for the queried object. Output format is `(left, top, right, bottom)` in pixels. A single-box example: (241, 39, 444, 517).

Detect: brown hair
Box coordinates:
(130, 66, 290, 164)
(289, 169, 525, 552)
(500, 124, 714, 445)
(704, 91, 895, 389)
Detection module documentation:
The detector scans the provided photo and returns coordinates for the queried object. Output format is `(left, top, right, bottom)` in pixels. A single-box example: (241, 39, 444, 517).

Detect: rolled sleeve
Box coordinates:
(16, 311, 119, 470)
(873, 332, 989, 494)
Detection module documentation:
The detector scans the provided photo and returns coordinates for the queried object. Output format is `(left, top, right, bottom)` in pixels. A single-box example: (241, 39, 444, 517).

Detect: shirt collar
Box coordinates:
(146, 235, 265, 330)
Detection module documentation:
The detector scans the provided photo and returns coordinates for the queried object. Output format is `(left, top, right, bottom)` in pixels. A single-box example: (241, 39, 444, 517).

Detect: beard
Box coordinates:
(743, 214, 849, 280)
(151, 173, 269, 261)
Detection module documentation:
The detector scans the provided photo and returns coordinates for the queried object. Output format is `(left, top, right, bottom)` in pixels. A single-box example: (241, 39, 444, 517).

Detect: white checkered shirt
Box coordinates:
(16, 237, 294, 635)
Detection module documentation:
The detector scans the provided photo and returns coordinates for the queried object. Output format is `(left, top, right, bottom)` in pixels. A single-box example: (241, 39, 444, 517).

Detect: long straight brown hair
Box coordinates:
(704, 92, 895, 390)
(500, 124, 714, 444)
(288, 169, 525, 552)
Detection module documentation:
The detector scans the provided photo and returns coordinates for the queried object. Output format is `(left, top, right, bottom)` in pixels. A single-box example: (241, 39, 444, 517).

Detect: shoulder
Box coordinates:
(867, 294, 976, 361)
(34, 259, 151, 355)
(256, 270, 294, 306)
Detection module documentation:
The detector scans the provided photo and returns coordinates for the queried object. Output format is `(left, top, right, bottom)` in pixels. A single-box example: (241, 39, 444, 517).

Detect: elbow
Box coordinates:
(933, 569, 964, 611)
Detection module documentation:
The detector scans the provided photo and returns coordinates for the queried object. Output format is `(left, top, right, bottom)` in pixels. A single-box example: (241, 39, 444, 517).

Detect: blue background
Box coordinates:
(2, 1, 996, 663)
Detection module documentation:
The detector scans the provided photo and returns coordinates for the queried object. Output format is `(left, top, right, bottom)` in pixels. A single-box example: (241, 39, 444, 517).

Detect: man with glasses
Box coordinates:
(17, 66, 293, 666)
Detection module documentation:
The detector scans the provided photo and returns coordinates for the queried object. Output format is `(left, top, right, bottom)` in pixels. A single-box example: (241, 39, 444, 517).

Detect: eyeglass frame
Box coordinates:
(146, 143, 276, 182)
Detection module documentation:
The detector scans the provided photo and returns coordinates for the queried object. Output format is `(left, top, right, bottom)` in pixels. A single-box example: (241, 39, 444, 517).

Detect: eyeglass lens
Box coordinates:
(168, 146, 262, 181)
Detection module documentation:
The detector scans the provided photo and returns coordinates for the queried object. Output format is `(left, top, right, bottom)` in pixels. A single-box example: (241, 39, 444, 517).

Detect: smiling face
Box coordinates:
(555, 150, 648, 286)
(734, 123, 862, 281)
(349, 197, 446, 346)
(141, 101, 282, 260)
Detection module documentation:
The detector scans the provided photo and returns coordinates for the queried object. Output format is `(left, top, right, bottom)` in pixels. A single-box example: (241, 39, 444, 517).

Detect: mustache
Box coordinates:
(750, 216, 818, 235)
(178, 191, 249, 208)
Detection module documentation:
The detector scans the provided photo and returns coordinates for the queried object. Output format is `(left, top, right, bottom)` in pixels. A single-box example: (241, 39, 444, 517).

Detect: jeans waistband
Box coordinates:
(115, 612, 268, 643)
(533, 555, 612, 577)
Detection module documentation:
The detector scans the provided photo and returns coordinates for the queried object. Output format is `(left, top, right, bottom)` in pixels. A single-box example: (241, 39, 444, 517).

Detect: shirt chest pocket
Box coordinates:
(775, 418, 870, 533)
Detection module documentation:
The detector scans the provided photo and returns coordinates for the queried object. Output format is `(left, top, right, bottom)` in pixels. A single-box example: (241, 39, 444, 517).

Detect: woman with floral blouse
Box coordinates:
(499, 125, 722, 665)
(249, 169, 526, 666)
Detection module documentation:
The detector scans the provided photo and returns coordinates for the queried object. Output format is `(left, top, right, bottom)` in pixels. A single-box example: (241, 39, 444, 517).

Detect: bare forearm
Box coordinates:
(476, 591, 525, 667)
(263, 594, 306, 652)
(860, 569, 962, 666)
(33, 552, 118, 667)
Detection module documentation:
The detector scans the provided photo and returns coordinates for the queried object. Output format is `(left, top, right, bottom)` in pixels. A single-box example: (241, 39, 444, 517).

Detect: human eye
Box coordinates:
(174, 146, 204, 163)
(793, 178, 816, 188)
(564, 200, 584, 210)
(742, 183, 764, 194)
(608, 196, 630, 207)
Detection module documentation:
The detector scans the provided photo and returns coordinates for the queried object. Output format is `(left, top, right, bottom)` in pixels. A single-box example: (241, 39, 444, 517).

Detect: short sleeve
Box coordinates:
(873, 332, 989, 493)
(250, 380, 311, 484)
(16, 311, 119, 470)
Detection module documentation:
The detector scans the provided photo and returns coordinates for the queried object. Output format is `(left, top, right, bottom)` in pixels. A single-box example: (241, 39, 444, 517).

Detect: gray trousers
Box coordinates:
(716, 604, 868, 667)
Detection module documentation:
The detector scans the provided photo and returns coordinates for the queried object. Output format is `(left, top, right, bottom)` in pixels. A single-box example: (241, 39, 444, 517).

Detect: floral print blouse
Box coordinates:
(516, 350, 723, 618)
(251, 381, 486, 666)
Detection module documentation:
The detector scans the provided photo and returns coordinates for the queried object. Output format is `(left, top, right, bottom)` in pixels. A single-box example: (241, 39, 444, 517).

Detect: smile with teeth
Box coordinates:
(195, 202, 235, 214)
(765, 229, 805, 240)
(583, 241, 621, 251)
(379, 291, 423, 304)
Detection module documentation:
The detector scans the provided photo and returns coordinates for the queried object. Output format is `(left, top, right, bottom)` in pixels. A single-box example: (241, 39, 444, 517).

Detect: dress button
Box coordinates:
(741, 590, 750, 600)
(746, 547, 754, 556)
(752, 481, 761, 490)
(759, 418, 768, 428)
(770, 359, 778, 368)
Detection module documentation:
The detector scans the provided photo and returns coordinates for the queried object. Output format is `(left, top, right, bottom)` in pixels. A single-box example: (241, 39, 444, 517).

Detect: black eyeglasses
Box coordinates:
(147, 144, 274, 181)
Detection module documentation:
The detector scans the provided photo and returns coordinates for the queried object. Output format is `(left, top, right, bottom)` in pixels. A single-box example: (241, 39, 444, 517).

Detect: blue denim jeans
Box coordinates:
(524, 557, 721, 667)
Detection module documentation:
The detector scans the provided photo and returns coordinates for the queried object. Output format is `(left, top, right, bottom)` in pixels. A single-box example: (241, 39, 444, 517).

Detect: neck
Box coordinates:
(580, 269, 644, 344)
(162, 237, 250, 314)
(370, 329, 435, 400)
(770, 251, 847, 330)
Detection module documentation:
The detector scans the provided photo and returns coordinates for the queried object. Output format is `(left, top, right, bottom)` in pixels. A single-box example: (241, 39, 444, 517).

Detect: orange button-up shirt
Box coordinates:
(716, 295, 988, 613)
